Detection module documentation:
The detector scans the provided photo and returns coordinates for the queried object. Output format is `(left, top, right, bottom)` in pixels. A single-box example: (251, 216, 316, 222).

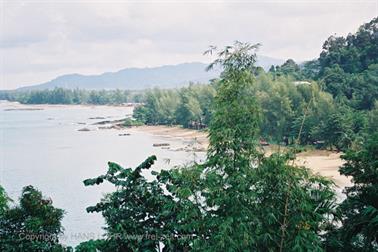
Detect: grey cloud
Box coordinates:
(1, 0, 377, 89)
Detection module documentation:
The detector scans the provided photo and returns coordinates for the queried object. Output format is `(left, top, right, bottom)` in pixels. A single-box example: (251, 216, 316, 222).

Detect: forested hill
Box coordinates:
(16, 56, 284, 91)
(17, 62, 219, 91)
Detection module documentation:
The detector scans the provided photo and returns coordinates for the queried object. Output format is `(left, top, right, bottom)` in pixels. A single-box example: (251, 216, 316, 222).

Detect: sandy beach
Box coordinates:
(129, 125, 352, 189)
(129, 125, 209, 147)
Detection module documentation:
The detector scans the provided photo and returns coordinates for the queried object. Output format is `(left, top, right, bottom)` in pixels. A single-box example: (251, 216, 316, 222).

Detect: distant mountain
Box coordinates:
(17, 56, 284, 91)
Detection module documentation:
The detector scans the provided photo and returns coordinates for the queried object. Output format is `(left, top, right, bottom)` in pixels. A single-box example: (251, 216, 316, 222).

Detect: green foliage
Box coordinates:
(135, 88, 181, 125)
(132, 105, 149, 124)
(0, 185, 68, 251)
(301, 60, 321, 80)
(254, 154, 335, 251)
(75, 239, 107, 252)
(192, 42, 336, 251)
(0, 185, 10, 216)
(82, 41, 337, 252)
(326, 134, 378, 251)
(309, 105, 365, 151)
(175, 86, 203, 128)
(366, 101, 378, 135)
(0, 88, 137, 105)
(83, 156, 197, 251)
(123, 118, 144, 127)
(319, 17, 378, 74)
(316, 17, 378, 110)
(205, 41, 262, 166)
(270, 59, 302, 80)
(1, 17, 377, 252)
(133, 84, 216, 128)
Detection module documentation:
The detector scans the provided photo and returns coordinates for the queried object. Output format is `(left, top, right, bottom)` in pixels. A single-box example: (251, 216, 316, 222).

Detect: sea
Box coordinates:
(0, 101, 203, 247)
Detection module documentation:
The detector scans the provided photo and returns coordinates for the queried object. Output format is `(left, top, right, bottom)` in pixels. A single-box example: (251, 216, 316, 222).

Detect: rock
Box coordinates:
(153, 143, 170, 147)
(92, 119, 125, 125)
(78, 128, 91, 132)
(118, 133, 131, 136)
(98, 126, 112, 130)
(89, 116, 106, 120)
(92, 120, 112, 125)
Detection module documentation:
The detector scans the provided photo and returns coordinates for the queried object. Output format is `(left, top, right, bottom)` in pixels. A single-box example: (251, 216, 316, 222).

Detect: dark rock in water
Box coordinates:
(98, 126, 111, 129)
(93, 120, 112, 125)
(78, 128, 91, 132)
(89, 116, 106, 120)
(98, 124, 123, 130)
(77, 122, 86, 125)
(118, 133, 131, 136)
(153, 143, 170, 147)
(93, 119, 125, 125)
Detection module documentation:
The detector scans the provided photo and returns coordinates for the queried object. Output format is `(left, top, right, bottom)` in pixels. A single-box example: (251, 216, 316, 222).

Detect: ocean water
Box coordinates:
(0, 101, 202, 247)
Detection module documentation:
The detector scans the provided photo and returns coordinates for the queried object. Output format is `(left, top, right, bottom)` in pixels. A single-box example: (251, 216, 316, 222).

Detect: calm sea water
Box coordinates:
(0, 101, 202, 247)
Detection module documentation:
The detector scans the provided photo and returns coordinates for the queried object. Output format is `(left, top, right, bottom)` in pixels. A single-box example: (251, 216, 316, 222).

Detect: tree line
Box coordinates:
(0, 89, 144, 105)
(133, 72, 377, 151)
(133, 18, 378, 151)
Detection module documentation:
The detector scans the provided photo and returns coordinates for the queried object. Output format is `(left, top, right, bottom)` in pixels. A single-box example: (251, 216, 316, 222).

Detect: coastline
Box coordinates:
(128, 125, 351, 188)
(1, 101, 351, 189)
(128, 125, 209, 148)
(0, 101, 133, 109)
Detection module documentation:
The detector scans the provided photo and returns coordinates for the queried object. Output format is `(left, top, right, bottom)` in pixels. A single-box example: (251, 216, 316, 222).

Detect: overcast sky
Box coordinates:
(1, 0, 377, 89)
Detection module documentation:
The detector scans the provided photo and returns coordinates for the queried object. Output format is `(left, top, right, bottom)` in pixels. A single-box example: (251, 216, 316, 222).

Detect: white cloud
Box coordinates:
(1, 0, 377, 89)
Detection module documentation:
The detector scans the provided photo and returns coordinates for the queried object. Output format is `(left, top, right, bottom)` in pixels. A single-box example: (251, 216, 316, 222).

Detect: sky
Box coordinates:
(0, 0, 377, 89)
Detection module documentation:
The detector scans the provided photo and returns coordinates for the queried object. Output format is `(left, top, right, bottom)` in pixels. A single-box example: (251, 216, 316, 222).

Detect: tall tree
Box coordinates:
(0, 186, 68, 251)
(80, 42, 337, 252)
(326, 134, 378, 251)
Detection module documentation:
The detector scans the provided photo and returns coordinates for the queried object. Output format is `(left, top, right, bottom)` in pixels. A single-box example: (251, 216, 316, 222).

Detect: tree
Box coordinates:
(315, 17, 378, 111)
(275, 59, 302, 80)
(319, 17, 378, 75)
(326, 134, 378, 251)
(82, 157, 197, 251)
(175, 88, 202, 128)
(366, 101, 378, 135)
(352, 64, 378, 110)
(322, 65, 350, 99)
(0, 186, 68, 251)
(252, 154, 335, 251)
(301, 59, 320, 80)
(0, 185, 10, 216)
(259, 87, 294, 142)
(205, 41, 262, 163)
(196, 42, 336, 251)
(81, 42, 337, 251)
(75, 239, 107, 252)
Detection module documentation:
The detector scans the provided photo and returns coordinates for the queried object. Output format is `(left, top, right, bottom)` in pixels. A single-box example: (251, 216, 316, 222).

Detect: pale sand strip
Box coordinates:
(129, 125, 352, 189)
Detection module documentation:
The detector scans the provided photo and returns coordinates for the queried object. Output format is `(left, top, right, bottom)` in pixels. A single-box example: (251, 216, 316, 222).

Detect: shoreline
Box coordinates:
(2, 101, 352, 189)
(129, 125, 209, 148)
(0, 100, 134, 109)
(129, 125, 351, 188)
